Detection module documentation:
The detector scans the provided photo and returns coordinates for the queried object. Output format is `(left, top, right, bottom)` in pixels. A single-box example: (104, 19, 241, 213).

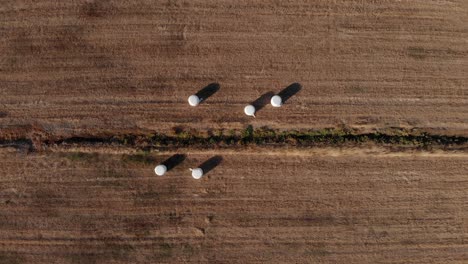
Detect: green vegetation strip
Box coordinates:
(52, 126, 466, 150)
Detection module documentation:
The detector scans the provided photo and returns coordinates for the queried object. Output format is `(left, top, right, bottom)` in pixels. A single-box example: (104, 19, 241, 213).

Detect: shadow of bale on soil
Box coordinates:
(161, 154, 186, 171)
(251, 91, 274, 113)
(195, 83, 220, 103)
(277, 82, 302, 103)
(198, 156, 223, 176)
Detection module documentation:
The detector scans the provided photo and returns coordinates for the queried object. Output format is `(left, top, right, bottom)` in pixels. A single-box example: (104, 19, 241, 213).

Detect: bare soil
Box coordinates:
(1, 0, 467, 140)
(0, 1, 467, 263)
(0, 147, 467, 263)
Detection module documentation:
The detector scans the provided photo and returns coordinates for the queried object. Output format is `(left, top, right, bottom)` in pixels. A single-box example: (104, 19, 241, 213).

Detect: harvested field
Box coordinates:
(1, 0, 467, 139)
(0, 147, 467, 263)
(0, 1, 467, 263)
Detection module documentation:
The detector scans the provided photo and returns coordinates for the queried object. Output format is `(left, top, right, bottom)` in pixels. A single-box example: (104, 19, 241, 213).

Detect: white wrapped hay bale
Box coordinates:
(244, 105, 256, 117)
(154, 164, 167, 176)
(190, 168, 204, 179)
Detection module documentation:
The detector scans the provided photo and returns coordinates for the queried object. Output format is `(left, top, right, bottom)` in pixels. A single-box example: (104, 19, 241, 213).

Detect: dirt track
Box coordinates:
(1, 1, 468, 263)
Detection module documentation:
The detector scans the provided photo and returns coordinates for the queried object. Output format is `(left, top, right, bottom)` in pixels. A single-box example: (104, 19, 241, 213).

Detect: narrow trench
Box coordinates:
(1, 126, 467, 152)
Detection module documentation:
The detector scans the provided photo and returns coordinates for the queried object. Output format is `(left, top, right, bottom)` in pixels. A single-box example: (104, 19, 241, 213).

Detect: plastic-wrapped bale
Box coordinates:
(244, 105, 256, 117)
(190, 168, 204, 179)
(270, 95, 283, 107)
(154, 164, 167, 176)
(188, 95, 201, 106)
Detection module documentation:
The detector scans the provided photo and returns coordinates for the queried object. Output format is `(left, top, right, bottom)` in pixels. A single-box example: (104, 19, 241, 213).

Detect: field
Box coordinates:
(0, 147, 467, 263)
(1, 0, 467, 138)
(0, 0, 467, 263)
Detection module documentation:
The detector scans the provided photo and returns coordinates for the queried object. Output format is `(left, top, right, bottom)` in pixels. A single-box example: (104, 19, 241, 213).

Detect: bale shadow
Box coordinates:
(162, 154, 186, 171)
(195, 83, 220, 103)
(251, 91, 274, 112)
(0, 112, 7, 118)
(277, 83, 302, 103)
(199, 156, 223, 175)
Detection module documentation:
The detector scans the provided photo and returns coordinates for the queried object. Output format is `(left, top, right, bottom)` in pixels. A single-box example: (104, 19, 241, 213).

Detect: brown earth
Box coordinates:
(1, 1, 468, 263)
(0, 147, 467, 263)
(1, 0, 467, 139)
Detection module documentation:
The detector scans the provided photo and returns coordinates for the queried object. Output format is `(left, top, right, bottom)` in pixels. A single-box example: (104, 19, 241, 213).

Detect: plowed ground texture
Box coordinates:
(0, 148, 467, 263)
(1, 1, 468, 263)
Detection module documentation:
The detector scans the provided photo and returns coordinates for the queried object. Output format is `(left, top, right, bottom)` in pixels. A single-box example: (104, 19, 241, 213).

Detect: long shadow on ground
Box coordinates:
(162, 154, 186, 171)
(277, 83, 302, 103)
(198, 156, 223, 175)
(195, 83, 220, 103)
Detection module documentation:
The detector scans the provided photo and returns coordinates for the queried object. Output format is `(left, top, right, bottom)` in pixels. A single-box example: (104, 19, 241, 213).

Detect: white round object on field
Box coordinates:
(155, 164, 167, 176)
(271, 95, 283, 107)
(188, 95, 200, 106)
(244, 105, 256, 117)
(191, 168, 204, 179)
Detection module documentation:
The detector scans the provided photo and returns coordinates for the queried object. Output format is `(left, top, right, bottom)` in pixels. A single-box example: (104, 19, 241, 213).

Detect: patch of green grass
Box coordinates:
(177, 131, 192, 140)
(55, 126, 466, 151)
(241, 125, 254, 143)
(193, 126, 462, 147)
